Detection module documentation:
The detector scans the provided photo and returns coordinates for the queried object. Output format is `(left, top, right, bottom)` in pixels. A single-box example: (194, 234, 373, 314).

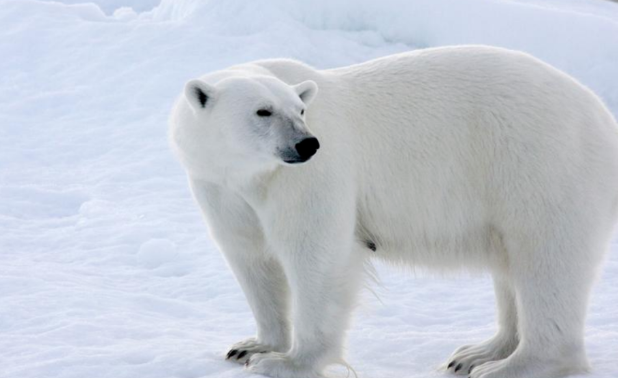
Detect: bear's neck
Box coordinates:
(220, 164, 281, 209)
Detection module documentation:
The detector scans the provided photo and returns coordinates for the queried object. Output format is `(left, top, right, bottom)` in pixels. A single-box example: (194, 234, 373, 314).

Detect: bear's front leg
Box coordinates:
(222, 248, 292, 365)
(246, 195, 363, 378)
(189, 180, 292, 364)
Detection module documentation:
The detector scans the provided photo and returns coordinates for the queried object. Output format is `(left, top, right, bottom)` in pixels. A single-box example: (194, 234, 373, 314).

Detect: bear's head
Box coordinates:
(170, 74, 319, 182)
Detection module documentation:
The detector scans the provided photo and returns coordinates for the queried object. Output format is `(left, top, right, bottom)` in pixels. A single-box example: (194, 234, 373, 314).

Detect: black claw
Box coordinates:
(244, 360, 250, 367)
(227, 349, 238, 359)
(455, 363, 462, 373)
(469, 365, 475, 374)
(237, 350, 248, 360)
(448, 361, 455, 369)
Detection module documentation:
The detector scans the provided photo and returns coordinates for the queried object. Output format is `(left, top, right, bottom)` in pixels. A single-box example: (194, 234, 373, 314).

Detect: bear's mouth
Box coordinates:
(283, 157, 311, 164)
(279, 150, 313, 165)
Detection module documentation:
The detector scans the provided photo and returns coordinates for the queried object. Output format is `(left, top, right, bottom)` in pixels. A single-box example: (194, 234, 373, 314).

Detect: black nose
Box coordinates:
(295, 137, 320, 161)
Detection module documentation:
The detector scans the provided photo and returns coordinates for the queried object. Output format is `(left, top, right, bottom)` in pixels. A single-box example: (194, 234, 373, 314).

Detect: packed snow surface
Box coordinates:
(1, 0, 617, 377)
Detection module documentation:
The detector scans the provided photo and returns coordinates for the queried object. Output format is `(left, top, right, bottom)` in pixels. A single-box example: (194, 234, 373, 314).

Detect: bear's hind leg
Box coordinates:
(446, 275, 519, 375)
(471, 230, 601, 378)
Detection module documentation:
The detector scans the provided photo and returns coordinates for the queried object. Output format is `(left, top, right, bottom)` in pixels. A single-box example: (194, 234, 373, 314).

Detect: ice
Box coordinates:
(1, 0, 617, 377)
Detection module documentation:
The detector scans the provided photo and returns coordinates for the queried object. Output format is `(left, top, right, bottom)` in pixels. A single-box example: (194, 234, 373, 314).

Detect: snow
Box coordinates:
(0, 0, 617, 377)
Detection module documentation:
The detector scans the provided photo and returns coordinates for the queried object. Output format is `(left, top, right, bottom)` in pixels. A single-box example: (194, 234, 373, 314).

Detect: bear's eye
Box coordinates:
(256, 109, 272, 117)
(301, 109, 305, 116)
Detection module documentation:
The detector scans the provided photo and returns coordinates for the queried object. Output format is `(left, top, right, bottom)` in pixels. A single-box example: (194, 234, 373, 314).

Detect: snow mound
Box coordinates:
(137, 239, 177, 268)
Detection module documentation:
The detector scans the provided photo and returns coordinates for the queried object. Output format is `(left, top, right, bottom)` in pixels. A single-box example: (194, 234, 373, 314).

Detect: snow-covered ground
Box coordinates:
(1, 0, 617, 377)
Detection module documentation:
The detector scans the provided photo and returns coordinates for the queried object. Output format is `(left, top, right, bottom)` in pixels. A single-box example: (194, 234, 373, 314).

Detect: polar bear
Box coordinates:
(169, 46, 618, 378)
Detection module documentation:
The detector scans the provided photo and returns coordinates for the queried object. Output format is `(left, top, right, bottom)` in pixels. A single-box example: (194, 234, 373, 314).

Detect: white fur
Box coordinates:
(169, 46, 618, 378)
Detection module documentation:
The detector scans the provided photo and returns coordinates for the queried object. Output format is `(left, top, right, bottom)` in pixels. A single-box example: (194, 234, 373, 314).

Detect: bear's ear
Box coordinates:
(293, 80, 318, 106)
(184, 79, 216, 111)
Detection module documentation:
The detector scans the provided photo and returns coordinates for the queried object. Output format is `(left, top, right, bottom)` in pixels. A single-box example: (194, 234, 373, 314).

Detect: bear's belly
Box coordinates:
(358, 220, 506, 270)
(356, 195, 506, 270)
